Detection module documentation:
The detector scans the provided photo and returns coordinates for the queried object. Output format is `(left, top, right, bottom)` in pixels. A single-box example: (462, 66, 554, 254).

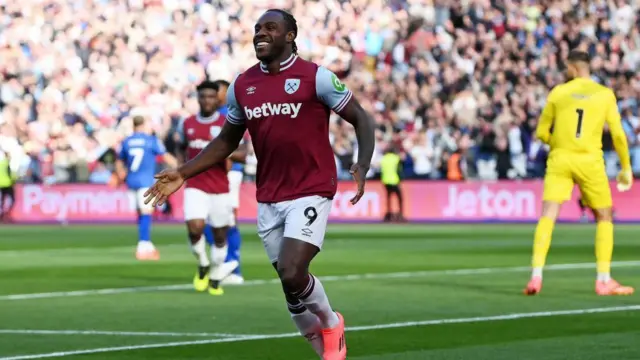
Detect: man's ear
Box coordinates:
(286, 31, 295, 43)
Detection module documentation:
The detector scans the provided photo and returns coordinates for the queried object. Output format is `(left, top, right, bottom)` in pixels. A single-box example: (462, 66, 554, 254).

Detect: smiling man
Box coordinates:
(143, 9, 376, 360)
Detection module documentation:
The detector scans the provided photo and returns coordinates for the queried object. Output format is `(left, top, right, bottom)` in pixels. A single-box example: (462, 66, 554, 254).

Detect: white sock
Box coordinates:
(531, 267, 543, 279)
(597, 273, 611, 282)
(137, 241, 155, 252)
(191, 236, 210, 267)
(210, 244, 228, 266)
(290, 307, 323, 356)
(297, 275, 340, 329)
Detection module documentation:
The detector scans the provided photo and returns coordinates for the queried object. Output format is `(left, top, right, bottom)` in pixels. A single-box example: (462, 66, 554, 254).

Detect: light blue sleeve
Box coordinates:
(225, 76, 246, 125)
(315, 66, 353, 113)
(152, 136, 166, 155)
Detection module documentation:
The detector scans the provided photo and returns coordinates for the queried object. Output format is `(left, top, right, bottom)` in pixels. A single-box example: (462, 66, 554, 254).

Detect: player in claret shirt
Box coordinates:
(177, 80, 246, 295)
(144, 9, 375, 360)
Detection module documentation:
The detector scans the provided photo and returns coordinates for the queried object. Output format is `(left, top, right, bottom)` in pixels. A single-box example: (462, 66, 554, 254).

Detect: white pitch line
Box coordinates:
(2, 304, 639, 360)
(0, 284, 192, 301)
(2, 260, 640, 301)
(0, 329, 244, 338)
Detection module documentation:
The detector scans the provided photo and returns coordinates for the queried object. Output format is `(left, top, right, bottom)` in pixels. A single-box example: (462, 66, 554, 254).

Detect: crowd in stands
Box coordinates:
(1, 0, 640, 185)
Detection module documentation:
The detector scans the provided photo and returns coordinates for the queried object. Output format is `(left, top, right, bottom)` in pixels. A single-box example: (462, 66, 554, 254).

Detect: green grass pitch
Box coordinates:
(1, 223, 640, 359)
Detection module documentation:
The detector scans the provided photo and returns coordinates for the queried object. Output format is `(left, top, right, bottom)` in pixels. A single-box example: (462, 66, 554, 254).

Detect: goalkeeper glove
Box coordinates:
(616, 169, 633, 192)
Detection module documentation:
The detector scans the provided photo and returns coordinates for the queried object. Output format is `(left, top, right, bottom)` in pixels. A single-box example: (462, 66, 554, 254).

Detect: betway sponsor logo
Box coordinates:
(21, 185, 133, 221)
(244, 102, 302, 120)
(189, 139, 209, 149)
(442, 185, 536, 218)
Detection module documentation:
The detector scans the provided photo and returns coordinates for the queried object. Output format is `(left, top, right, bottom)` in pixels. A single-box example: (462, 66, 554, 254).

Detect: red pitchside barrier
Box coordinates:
(7, 181, 640, 223)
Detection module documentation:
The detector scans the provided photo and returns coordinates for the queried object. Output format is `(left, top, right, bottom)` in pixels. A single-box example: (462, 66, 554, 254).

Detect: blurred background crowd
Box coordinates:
(1, 0, 640, 186)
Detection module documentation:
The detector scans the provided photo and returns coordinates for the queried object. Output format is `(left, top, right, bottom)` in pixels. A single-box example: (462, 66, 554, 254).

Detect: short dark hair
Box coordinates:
(196, 80, 217, 92)
(567, 50, 590, 64)
(212, 80, 230, 89)
(267, 9, 298, 54)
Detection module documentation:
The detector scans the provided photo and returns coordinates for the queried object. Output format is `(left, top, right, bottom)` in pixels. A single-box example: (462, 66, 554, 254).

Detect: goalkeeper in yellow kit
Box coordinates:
(524, 50, 634, 296)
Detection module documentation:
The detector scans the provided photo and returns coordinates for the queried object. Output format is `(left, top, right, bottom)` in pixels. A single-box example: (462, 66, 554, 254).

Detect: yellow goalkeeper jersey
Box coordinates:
(535, 77, 630, 170)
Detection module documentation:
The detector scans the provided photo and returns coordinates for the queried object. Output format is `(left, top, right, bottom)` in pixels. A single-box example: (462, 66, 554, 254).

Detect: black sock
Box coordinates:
(198, 266, 210, 279)
(209, 279, 220, 289)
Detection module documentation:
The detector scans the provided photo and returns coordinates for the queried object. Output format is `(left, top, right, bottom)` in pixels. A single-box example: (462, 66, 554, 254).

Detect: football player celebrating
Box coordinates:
(145, 9, 375, 360)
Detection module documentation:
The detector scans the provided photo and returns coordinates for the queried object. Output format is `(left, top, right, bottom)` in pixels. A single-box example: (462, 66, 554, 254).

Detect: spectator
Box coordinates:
(508, 119, 527, 178)
(495, 134, 512, 180)
(408, 131, 435, 179)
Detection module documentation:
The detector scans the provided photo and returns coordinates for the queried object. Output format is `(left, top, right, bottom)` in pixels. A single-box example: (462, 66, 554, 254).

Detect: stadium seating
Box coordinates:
(1, 0, 639, 183)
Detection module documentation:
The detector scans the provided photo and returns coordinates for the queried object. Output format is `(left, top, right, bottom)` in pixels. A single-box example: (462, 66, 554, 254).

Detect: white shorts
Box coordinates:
(257, 195, 332, 263)
(183, 188, 235, 228)
(227, 170, 243, 209)
(128, 188, 154, 213)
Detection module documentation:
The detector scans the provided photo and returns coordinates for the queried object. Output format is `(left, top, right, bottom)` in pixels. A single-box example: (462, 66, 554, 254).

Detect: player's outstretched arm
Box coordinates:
(144, 122, 245, 206)
(339, 98, 375, 204)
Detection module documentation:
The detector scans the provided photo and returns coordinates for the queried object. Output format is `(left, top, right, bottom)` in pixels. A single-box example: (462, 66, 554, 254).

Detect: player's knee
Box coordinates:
(593, 208, 613, 222)
(186, 220, 206, 241)
(187, 231, 204, 242)
(541, 201, 561, 220)
(277, 263, 308, 293)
